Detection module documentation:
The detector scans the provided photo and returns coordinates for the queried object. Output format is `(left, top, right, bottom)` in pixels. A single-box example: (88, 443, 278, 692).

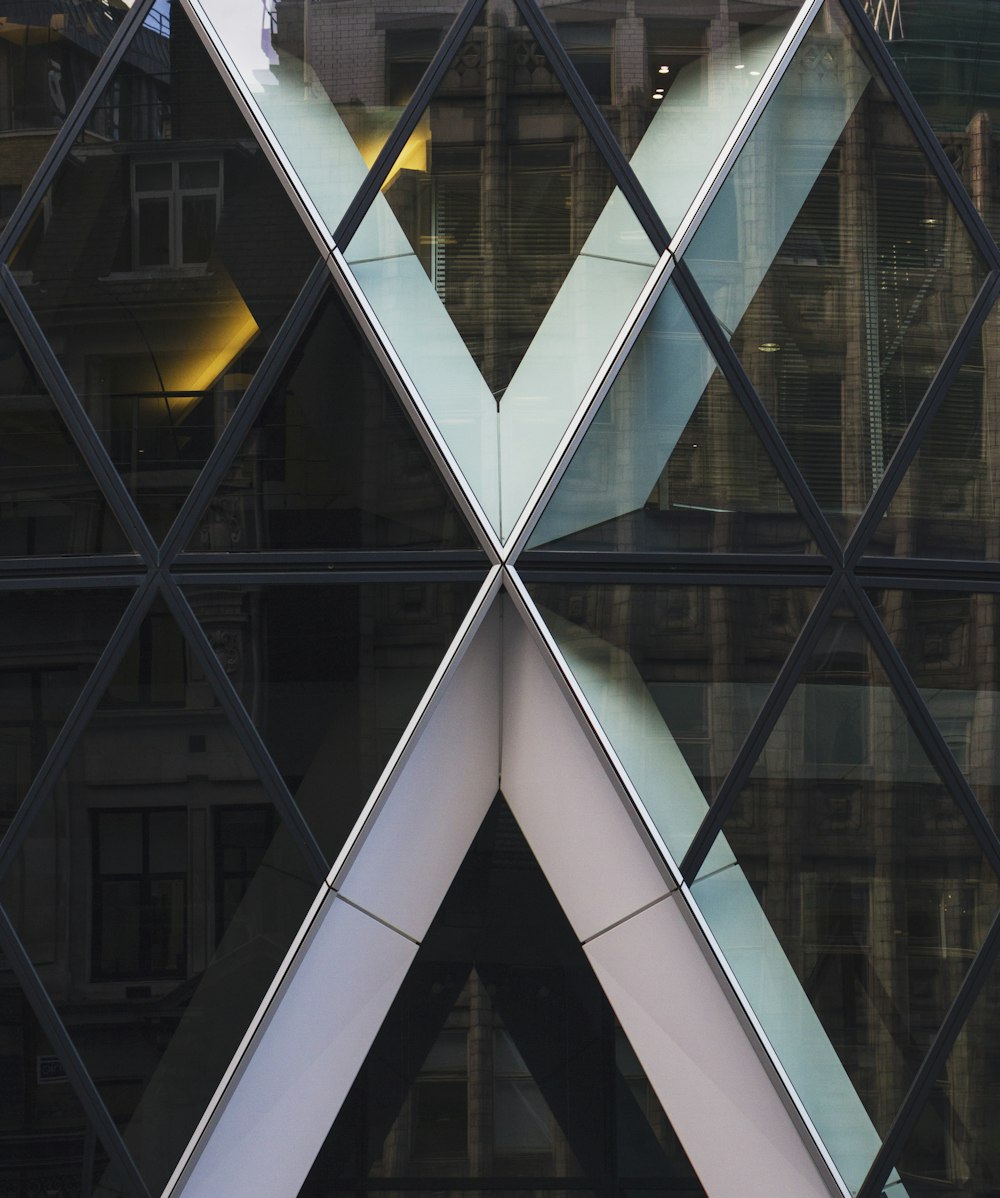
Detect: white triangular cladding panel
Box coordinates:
(169, 601, 502, 1198)
(500, 600, 841, 1198)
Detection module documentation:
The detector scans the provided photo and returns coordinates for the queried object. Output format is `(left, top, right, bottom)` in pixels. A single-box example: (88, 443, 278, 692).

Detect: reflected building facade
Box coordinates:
(0, 3, 999, 1198)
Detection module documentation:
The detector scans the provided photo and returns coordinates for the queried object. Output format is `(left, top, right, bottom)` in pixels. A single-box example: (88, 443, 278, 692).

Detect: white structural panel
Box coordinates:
(170, 603, 503, 1198)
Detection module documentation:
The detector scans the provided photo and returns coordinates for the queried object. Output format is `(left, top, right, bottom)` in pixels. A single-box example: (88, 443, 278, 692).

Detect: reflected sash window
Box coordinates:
(132, 159, 222, 269)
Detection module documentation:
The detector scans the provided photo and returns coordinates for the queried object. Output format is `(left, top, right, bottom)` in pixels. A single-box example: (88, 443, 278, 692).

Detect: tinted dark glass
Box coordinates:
(685, 0, 988, 544)
(299, 798, 706, 1197)
(188, 294, 480, 553)
(527, 282, 818, 555)
(692, 602, 1000, 1172)
(184, 580, 483, 861)
(8, 9, 319, 541)
(0, 596, 319, 1195)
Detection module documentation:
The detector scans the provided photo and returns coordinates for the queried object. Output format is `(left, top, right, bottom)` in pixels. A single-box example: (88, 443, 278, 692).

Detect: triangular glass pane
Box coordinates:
(0, 0, 144, 234)
(690, 600, 1000, 1193)
(192, 0, 467, 237)
(183, 578, 485, 861)
(186, 291, 481, 553)
(344, 1, 659, 536)
(887, 937, 1000, 1198)
(527, 281, 820, 554)
(0, 314, 131, 556)
(0, 595, 320, 1196)
(868, 588, 1000, 815)
(866, 312, 998, 561)
(527, 581, 822, 863)
(544, 0, 799, 231)
(683, 0, 989, 545)
(7, 9, 320, 542)
(298, 796, 708, 1196)
(0, 586, 132, 828)
(0, 981, 129, 1197)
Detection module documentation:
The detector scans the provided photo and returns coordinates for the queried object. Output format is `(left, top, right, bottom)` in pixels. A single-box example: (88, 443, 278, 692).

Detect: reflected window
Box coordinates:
(133, 159, 222, 269)
(91, 808, 187, 981)
(647, 19, 708, 105)
(214, 805, 278, 944)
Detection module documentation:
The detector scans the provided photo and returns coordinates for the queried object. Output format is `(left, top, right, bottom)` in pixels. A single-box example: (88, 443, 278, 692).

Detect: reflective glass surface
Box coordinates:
(684, 0, 988, 544)
(184, 580, 483, 861)
(890, 943, 1000, 1198)
(0, 595, 319, 1195)
(194, 0, 465, 237)
(527, 582, 821, 860)
(869, 590, 1000, 829)
(188, 292, 479, 554)
(0, 316, 130, 556)
(691, 601, 1000, 1191)
(8, 9, 319, 541)
(344, 1, 658, 535)
(0, 985, 126, 1198)
(527, 282, 817, 554)
(543, 0, 798, 231)
(868, 310, 1000, 561)
(0, 587, 132, 827)
(0, 0, 145, 238)
(299, 797, 707, 1198)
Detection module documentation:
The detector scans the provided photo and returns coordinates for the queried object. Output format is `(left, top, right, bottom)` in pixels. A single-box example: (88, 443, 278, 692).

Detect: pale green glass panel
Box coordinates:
(684, 0, 987, 544)
(192, 0, 464, 237)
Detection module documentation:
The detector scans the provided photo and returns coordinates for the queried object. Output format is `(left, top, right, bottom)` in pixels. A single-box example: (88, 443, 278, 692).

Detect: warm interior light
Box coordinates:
(658, 65, 669, 74)
(757, 342, 781, 353)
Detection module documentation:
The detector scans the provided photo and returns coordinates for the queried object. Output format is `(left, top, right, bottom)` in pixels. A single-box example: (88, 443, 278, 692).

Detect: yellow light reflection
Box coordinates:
(172, 302, 259, 398)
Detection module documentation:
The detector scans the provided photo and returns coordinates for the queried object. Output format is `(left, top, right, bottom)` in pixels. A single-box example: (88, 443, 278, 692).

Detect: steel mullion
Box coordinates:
(847, 583, 1000, 874)
(0, 576, 155, 882)
(517, 568, 833, 589)
(159, 576, 329, 884)
(0, 561, 143, 583)
(858, 569, 1000, 590)
(0, 269, 158, 562)
(845, 271, 1000, 567)
(333, 0, 485, 248)
(672, 259, 844, 565)
(513, 0, 670, 252)
(680, 577, 849, 883)
(518, 551, 832, 573)
(173, 569, 488, 588)
(838, 0, 1000, 273)
(0, 907, 152, 1198)
(157, 260, 331, 565)
(172, 551, 487, 570)
(0, 0, 159, 263)
(856, 908, 1000, 1198)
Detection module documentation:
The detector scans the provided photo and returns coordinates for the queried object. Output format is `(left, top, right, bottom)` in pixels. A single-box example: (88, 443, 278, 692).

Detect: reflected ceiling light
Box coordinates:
(922, 217, 939, 226)
(658, 65, 669, 74)
(750, 69, 760, 75)
(734, 63, 745, 69)
(757, 342, 781, 353)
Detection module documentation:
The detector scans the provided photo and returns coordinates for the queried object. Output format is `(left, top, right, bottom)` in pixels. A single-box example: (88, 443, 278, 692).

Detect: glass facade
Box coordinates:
(0, 2, 999, 1198)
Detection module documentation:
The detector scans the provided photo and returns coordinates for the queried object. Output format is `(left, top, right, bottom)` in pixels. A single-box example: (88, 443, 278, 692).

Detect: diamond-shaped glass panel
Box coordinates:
(690, 600, 1000, 1192)
(186, 290, 481, 554)
(0, 595, 320, 1196)
(526, 581, 821, 861)
(888, 936, 1000, 1198)
(867, 309, 999, 561)
(0, 315, 131, 556)
(868, 589, 1000, 823)
(183, 579, 484, 862)
(0, 982, 129, 1197)
(344, 0, 659, 536)
(527, 281, 819, 554)
(684, 0, 988, 545)
(299, 796, 707, 1196)
(0, 0, 143, 228)
(192, 0, 466, 237)
(544, 0, 798, 231)
(7, 9, 319, 542)
(0, 586, 132, 824)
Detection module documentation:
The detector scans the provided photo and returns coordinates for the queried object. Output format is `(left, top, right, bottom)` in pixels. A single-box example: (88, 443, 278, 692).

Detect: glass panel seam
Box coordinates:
(156, 261, 332, 565)
(0, 577, 156, 882)
(679, 577, 850, 881)
(158, 575, 330, 884)
(0, 905, 153, 1198)
(0, 0, 160, 265)
(845, 271, 1000, 567)
(0, 269, 158, 561)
